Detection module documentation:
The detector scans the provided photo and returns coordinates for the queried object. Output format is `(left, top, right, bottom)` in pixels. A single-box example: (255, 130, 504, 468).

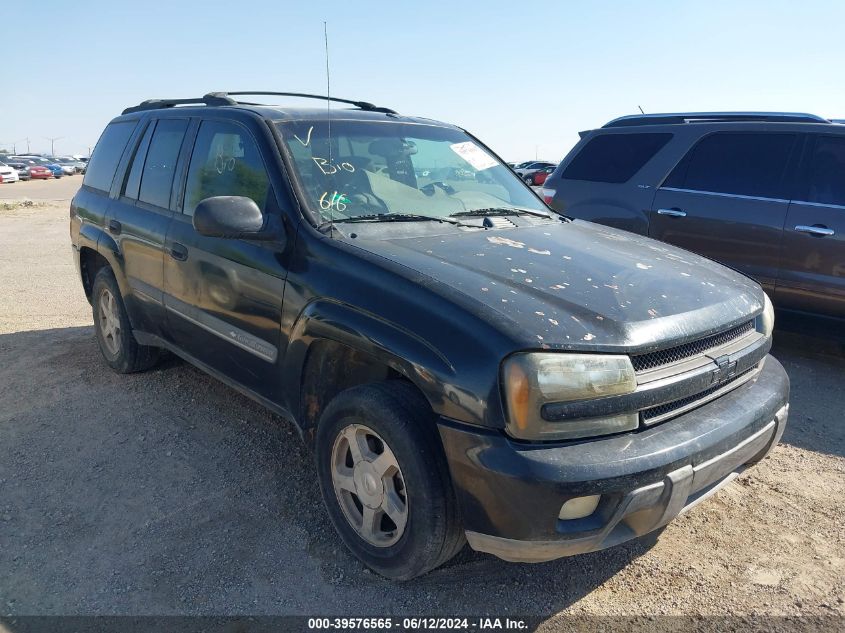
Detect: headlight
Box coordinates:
(502, 353, 638, 441)
(758, 292, 775, 338)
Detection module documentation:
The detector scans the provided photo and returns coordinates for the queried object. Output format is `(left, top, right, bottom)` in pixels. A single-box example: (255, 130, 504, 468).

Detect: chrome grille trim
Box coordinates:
(640, 363, 762, 426)
(632, 320, 755, 373)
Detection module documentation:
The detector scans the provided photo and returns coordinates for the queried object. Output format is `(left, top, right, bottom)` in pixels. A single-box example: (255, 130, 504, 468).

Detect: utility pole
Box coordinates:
(44, 136, 64, 156)
(12, 138, 28, 154)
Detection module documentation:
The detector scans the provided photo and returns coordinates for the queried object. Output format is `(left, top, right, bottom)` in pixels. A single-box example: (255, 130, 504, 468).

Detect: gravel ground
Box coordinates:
(0, 193, 843, 627)
(0, 175, 82, 202)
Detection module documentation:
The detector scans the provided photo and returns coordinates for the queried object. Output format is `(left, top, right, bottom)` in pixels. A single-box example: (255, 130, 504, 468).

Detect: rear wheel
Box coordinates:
(92, 267, 160, 373)
(316, 381, 465, 579)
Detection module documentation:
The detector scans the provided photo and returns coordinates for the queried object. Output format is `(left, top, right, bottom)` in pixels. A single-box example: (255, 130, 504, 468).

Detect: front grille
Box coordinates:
(631, 320, 755, 373)
(640, 365, 758, 424)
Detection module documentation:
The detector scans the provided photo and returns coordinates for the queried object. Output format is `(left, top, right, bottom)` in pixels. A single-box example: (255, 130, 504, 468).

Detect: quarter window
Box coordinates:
(562, 133, 672, 183)
(83, 121, 136, 192)
(182, 120, 270, 217)
(664, 132, 796, 199)
(804, 135, 845, 207)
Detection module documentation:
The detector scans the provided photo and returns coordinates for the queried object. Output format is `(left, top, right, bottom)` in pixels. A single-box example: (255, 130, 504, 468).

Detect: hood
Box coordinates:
(348, 220, 764, 353)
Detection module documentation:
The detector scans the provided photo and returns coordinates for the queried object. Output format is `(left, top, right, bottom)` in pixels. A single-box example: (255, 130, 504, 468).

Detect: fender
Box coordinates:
(283, 299, 462, 426)
(78, 223, 129, 293)
(79, 222, 144, 330)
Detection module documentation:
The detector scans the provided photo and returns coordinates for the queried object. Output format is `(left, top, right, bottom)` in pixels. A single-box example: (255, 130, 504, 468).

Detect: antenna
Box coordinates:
(324, 20, 334, 236)
(638, 105, 645, 114)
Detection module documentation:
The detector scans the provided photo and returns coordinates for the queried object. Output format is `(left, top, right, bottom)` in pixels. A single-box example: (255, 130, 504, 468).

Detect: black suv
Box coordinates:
(542, 112, 845, 321)
(71, 94, 789, 579)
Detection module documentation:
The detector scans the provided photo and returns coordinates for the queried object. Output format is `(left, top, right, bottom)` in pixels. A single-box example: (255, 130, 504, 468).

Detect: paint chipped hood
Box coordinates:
(348, 219, 765, 353)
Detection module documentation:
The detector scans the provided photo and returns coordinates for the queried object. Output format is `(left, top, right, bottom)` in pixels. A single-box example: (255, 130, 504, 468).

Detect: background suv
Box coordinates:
(543, 112, 845, 322)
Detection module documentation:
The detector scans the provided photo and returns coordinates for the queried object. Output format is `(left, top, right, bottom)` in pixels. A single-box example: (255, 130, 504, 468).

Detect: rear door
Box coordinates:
(163, 117, 287, 402)
(776, 134, 845, 317)
(109, 117, 189, 336)
(649, 131, 799, 292)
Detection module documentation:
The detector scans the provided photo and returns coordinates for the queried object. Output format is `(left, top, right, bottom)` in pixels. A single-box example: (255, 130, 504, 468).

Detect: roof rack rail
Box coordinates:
(122, 93, 237, 115)
(122, 91, 397, 116)
(224, 91, 397, 114)
(602, 112, 830, 128)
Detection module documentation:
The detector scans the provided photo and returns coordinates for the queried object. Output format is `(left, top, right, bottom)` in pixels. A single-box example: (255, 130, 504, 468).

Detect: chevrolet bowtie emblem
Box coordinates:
(712, 355, 738, 385)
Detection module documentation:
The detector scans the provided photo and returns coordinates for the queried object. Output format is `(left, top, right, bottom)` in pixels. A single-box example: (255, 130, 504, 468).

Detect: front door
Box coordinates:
(649, 131, 799, 292)
(777, 134, 845, 318)
(163, 118, 287, 401)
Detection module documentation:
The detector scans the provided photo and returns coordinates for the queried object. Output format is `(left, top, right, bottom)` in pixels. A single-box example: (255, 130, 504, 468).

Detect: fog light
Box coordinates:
(558, 495, 600, 520)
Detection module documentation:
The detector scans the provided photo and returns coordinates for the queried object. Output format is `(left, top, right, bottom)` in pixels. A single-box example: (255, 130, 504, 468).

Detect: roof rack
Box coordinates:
(225, 91, 397, 114)
(602, 112, 831, 128)
(122, 93, 237, 115)
(122, 91, 397, 116)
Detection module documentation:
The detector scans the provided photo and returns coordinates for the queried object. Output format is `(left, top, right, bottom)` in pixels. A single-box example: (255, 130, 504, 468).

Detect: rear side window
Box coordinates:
(664, 132, 796, 199)
(562, 133, 672, 183)
(803, 135, 845, 207)
(121, 123, 154, 200)
(138, 119, 189, 209)
(182, 120, 270, 216)
(83, 121, 136, 192)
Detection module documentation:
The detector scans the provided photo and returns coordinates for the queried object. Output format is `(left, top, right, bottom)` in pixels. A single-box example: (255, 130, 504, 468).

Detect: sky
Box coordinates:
(3, 1, 845, 160)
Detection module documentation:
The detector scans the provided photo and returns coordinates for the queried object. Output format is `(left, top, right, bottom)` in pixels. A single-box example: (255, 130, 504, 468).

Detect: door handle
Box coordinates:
(657, 208, 687, 218)
(795, 225, 834, 237)
(108, 219, 122, 234)
(169, 243, 189, 261)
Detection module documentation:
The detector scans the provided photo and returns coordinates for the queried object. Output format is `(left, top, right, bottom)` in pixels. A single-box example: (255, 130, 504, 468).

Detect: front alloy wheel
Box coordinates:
(315, 382, 465, 579)
(331, 424, 408, 547)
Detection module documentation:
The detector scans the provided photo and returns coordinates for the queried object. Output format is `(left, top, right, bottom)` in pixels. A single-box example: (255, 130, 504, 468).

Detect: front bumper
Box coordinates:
(438, 355, 789, 563)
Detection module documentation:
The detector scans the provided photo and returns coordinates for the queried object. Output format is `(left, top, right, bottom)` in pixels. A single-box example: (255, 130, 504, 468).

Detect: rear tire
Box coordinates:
(315, 381, 465, 580)
(91, 267, 160, 373)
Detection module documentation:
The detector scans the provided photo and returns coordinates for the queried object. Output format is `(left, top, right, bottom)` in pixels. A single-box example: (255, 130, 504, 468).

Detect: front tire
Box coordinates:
(91, 267, 160, 373)
(316, 381, 465, 580)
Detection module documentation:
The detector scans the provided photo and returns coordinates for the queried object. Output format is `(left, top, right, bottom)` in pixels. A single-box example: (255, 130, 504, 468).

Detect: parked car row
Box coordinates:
(541, 111, 845, 323)
(0, 154, 87, 183)
(508, 160, 559, 186)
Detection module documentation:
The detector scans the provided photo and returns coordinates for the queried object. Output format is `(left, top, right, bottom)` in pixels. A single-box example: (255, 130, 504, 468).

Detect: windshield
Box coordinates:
(276, 119, 551, 225)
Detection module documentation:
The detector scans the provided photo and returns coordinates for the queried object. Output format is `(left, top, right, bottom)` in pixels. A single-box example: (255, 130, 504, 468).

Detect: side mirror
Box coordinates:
(193, 196, 272, 240)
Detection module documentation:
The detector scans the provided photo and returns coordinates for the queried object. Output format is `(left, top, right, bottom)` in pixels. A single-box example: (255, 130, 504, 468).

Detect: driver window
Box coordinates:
(183, 120, 270, 217)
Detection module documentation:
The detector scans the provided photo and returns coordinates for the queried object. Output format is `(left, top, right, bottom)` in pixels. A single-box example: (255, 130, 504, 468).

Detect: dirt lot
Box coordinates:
(0, 186, 843, 626)
(0, 174, 83, 202)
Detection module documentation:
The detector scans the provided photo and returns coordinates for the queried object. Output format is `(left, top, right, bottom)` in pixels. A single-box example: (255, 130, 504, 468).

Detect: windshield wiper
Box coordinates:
(318, 213, 471, 232)
(449, 207, 554, 220)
